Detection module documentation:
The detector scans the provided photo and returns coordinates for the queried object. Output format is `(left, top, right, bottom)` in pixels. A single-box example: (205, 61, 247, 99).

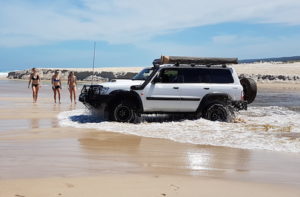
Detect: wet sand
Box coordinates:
(1, 80, 300, 196)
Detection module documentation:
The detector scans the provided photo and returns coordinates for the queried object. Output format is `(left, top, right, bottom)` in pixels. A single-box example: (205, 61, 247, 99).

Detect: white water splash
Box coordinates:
(58, 107, 300, 153)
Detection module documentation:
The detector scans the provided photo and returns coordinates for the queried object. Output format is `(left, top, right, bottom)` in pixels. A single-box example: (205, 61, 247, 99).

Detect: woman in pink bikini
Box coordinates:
(68, 72, 77, 104)
(28, 68, 41, 103)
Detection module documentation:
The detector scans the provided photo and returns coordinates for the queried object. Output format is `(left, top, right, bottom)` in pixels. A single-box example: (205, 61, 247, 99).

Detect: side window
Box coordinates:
(179, 68, 233, 83)
(159, 69, 179, 83)
(181, 69, 201, 83)
(209, 69, 234, 83)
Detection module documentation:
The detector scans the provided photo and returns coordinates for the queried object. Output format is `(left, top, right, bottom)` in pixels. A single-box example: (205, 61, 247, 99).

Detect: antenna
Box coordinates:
(91, 41, 96, 85)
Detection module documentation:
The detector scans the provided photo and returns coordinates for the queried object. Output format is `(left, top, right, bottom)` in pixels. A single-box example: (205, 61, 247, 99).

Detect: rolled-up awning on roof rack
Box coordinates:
(158, 56, 238, 65)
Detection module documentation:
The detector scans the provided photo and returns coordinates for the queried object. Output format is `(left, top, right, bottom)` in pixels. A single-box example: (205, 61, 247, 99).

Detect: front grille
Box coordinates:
(81, 85, 103, 95)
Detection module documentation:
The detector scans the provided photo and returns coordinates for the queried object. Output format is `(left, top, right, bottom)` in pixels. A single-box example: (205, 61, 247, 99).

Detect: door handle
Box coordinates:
(204, 88, 210, 90)
(173, 87, 179, 89)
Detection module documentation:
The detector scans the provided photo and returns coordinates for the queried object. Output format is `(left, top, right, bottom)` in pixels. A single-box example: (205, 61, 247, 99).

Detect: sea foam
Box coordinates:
(58, 106, 300, 153)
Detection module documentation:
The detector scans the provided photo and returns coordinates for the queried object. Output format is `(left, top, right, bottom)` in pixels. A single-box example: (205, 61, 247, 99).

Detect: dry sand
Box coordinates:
(1, 62, 300, 197)
(232, 62, 300, 76)
(1, 175, 300, 197)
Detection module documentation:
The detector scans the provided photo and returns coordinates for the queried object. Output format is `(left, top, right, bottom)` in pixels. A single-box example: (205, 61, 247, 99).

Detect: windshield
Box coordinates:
(132, 68, 153, 80)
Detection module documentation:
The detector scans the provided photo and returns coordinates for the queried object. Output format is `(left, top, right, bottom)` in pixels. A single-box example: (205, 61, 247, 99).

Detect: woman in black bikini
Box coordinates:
(28, 68, 41, 103)
(52, 70, 62, 104)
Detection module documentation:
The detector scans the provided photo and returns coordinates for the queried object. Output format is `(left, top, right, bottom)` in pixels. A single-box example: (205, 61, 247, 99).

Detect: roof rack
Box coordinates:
(152, 56, 238, 67)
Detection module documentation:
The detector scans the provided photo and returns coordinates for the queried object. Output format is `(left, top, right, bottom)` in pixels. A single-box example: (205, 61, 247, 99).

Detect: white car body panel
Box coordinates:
(96, 66, 243, 113)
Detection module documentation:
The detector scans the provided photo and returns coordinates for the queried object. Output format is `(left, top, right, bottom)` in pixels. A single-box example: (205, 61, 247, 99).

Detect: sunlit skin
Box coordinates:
(28, 68, 41, 103)
(68, 72, 77, 104)
(52, 71, 62, 104)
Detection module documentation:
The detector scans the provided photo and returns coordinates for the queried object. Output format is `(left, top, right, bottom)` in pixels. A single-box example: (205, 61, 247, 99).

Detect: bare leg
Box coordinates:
(57, 88, 61, 104)
(32, 86, 36, 103)
(69, 87, 73, 103)
(53, 88, 57, 103)
(35, 86, 40, 102)
(73, 87, 77, 104)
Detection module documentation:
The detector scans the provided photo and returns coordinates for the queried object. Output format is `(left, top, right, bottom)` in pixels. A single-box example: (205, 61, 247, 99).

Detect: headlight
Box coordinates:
(100, 87, 109, 95)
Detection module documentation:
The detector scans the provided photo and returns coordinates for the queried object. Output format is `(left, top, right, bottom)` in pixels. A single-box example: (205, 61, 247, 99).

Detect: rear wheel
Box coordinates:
(204, 104, 233, 122)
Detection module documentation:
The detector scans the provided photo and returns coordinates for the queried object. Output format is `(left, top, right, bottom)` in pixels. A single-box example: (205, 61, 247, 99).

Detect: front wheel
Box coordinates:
(111, 102, 139, 123)
(204, 104, 233, 122)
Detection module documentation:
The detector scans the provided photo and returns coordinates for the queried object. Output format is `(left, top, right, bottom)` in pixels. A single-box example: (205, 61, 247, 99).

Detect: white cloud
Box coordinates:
(134, 34, 300, 59)
(0, 0, 300, 47)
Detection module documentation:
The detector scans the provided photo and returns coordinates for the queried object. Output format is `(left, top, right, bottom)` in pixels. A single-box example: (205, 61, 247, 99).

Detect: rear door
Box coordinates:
(178, 68, 235, 112)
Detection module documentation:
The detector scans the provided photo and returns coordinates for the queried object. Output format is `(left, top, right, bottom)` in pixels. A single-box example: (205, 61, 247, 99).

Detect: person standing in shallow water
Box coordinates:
(28, 68, 41, 103)
(52, 70, 62, 104)
(68, 72, 77, 104)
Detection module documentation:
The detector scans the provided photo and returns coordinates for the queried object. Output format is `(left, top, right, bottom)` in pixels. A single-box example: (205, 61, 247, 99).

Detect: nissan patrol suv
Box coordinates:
(79, 56, 257, 123)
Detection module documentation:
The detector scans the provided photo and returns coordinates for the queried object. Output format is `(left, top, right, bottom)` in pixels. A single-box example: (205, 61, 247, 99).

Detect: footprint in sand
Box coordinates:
(170, 184, 180, 191)
(65, 183, 75, 188)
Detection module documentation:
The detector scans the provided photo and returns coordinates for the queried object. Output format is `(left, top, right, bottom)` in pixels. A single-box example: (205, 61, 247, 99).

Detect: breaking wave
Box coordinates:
(58, 106, 300, 153)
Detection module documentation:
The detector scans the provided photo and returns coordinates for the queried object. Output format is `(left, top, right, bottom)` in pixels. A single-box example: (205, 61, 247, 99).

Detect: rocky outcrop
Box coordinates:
(238, 74, 300, 82)
(7, 69, 138, 82)
(6, 68, 300, 82)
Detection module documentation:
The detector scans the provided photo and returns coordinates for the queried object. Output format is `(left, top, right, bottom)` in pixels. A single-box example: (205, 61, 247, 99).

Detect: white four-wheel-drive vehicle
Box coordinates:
(79, 56, 257, 123)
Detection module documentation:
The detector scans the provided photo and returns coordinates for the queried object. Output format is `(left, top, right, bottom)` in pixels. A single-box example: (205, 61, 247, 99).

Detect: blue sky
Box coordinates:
(0, 0, 300, 71)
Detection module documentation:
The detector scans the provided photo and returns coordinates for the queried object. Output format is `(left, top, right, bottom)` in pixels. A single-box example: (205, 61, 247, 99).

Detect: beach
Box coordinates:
(1, 64, 300, 196)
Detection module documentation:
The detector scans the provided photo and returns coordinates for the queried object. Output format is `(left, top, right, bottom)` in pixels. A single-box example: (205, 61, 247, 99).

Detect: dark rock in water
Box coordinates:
(74, 71, 94, 80)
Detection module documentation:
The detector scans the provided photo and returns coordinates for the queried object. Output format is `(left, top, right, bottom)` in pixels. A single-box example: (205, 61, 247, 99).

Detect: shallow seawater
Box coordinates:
(58, 89, 300, 153)
(58, 106, 300, 153)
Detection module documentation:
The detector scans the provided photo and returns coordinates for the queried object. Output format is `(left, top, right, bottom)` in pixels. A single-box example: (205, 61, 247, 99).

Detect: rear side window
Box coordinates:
(180, 68, 234, 83)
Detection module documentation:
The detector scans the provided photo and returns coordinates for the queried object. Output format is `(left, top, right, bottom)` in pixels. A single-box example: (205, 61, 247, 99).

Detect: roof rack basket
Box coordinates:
(153, 56, 238, 67)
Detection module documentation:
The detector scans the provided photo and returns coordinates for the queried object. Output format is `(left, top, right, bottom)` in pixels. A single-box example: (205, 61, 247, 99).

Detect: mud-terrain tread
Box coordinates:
(111, 102, 138, 123)
(240, 77, 257, 104)
(204, 103, 234, 122)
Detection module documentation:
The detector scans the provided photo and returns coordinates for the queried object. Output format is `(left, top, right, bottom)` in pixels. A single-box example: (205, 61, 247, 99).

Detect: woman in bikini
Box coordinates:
(28, 68, 41, 103)
(52, 70, 62, 104)
(68, 72, 77, 104)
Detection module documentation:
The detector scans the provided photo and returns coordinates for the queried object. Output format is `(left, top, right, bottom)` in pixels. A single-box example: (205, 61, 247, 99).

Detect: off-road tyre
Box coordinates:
(240, 77, 257, 104)
(111, 102, 139, 123)
(204, 103, 234, 122)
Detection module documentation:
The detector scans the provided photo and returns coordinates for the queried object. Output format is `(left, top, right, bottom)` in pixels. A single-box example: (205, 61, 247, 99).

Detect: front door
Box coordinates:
(143, 68, 181, 112)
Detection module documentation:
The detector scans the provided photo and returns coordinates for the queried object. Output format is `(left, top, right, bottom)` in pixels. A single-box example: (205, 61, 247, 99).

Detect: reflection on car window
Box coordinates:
(132, 68, 153, 80)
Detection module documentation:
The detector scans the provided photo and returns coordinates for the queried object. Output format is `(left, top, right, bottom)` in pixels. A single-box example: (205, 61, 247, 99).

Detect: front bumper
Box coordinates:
(79, 85, 111, 109)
